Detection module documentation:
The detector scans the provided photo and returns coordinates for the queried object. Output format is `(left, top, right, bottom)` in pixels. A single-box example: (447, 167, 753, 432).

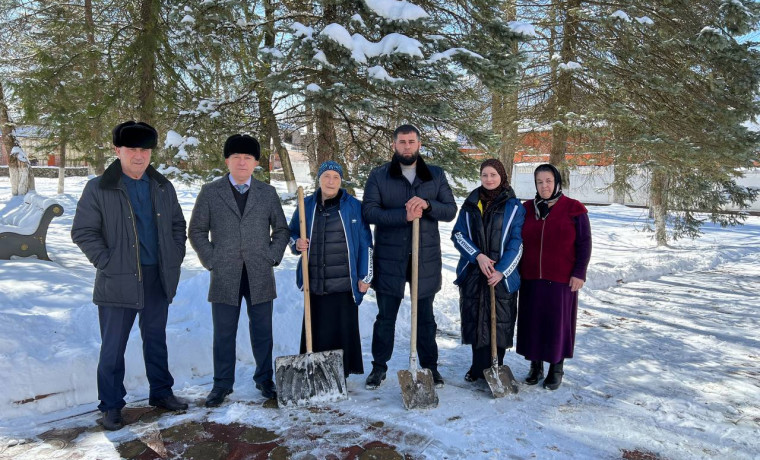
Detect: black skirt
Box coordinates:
(300, 291, 364, 377)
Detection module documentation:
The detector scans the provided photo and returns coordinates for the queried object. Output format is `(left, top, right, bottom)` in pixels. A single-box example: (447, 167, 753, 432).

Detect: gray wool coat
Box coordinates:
(188, 174, 289, 306)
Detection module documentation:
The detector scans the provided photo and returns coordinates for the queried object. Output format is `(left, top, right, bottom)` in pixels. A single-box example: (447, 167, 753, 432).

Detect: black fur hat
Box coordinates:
(224, 134, 260, 160)
(112, 121, 158, 149)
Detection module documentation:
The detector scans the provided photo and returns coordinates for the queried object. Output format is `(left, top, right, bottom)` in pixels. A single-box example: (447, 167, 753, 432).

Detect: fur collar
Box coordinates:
(389, 154, 433, 182)
(99, 159, 170, 189)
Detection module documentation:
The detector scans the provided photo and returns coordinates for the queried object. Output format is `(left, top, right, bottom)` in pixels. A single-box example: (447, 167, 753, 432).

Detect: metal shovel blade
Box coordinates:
(397, 368, 439, 410)
(484, 364, 519, 398)
(275, 349, 347, 408)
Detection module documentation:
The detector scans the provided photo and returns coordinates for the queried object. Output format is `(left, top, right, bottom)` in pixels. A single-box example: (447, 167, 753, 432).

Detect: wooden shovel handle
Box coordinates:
(298, 187, 313, 353)
(410, 218, 419, 361)
(490, 285, 497, 365)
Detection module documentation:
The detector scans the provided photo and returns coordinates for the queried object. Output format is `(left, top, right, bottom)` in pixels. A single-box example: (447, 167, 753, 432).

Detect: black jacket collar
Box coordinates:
(389, 154, 433, 182)
(100, 159, 170, 189)
(316, 188, 343, 209)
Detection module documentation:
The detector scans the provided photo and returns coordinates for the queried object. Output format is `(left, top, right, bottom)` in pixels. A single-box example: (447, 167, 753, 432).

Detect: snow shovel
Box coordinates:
(275, 186, 347, 407)
(483, 285, 519, 398)
(397, 217, 439, 410)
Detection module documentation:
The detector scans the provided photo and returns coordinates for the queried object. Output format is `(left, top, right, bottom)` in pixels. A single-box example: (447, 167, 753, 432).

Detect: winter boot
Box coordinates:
(543, 360, 564, 390)
(365, 367, 386, 390)
(431, 369, 445, 388)
(525, 361, 544, 385)
(100, 409, 124, 431)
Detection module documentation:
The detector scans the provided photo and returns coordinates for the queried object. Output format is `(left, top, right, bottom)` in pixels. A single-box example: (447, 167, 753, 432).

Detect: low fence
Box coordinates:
(460, 164, 760, 212)
(0, 166, 90, 178)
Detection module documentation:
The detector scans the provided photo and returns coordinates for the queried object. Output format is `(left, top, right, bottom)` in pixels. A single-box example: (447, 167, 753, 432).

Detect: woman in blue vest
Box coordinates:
(451, 159, 525, 382)
(288, 161, 373, 378)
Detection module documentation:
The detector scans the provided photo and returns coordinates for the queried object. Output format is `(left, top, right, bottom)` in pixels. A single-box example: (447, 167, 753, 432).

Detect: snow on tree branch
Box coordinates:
(363, 0, 429, 21)
(320, 24, 424, 64)
(507, 21, 537, 38)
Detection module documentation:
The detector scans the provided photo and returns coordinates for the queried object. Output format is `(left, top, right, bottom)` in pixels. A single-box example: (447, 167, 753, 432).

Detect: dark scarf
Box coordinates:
(533, 163, 563, 219)
(534, 191, 563, 219)
(317, 188, 343, 210)
(478, 158, 510, 211)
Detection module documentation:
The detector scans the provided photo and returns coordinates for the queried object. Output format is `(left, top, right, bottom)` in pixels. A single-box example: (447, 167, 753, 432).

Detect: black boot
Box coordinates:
(205, 387, 233, 408)
(543, 360, 564, 390)
(149, 394, 189, 411)
(365, 367, 386, 390)
(525, 361, 544, 385)
(100, 409, 124, 431)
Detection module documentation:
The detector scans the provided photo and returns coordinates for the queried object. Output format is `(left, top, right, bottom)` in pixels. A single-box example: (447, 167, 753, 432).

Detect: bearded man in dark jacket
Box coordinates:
(362, 124, 457, 390)
(71, 121, 188, 431)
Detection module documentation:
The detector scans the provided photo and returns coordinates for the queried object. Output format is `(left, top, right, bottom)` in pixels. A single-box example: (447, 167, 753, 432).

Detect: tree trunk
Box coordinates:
(305, 103, 318, 180)
(612, 163, 626, 204)
(257, 97, 272, 184)
(85, 0, 105, 174)
(58, 140, 66, 194)
(252, 0, 285, 185)
(650, 167, 669, 246)
(259, 90, 298, 191)
(338, 149, 355, 196)
(494, 95, 518, 185)
(1, 81, 34, 195)
(550, 0, 580, 190)
(137, 0, 160, 123)
(493, 0, 519, 184)
(316, 107, 338, 173)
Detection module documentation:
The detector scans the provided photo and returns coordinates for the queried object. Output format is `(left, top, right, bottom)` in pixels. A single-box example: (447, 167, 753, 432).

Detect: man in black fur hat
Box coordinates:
(189, 134, 289, 407)
(72, 121, 188, 431)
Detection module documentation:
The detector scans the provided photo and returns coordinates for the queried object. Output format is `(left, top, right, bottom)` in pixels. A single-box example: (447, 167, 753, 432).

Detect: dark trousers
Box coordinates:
(371, 292, 438, 372)
(211, 266, 273, 389)
(470, 345, 506, 378)
(97, 265, 173, 412)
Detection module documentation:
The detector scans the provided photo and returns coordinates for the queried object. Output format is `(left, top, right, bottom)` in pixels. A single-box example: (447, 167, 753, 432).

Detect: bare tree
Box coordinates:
(1, 81, 34, 195)
(58, 139, 66, 194)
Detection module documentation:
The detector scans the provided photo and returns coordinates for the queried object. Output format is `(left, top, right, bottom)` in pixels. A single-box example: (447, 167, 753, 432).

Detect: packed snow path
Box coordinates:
(2, 254, 757, 459)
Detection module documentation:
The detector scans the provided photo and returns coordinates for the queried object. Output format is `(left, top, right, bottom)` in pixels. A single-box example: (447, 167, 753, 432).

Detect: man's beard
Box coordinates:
(393, 148, 419, 166)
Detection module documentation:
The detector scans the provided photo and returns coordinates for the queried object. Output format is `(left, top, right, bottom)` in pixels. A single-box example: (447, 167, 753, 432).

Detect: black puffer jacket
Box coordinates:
(71, 160, 187, 309)
(457, 188, 518, 349)
(308, 191, 352, 295)
(362, 156, 457, 298)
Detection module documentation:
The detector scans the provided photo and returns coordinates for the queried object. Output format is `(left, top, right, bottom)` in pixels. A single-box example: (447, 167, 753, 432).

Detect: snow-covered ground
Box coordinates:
(0, 176, 758, 459)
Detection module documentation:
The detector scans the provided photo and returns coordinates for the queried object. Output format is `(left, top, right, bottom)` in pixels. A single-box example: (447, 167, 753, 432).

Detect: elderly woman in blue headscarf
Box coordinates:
(288, 161, 374, 378)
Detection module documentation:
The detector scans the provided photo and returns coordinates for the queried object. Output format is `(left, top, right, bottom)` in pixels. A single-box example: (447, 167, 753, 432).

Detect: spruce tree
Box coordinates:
(586, 1, 760, 244)
(270, 0, 525, 187)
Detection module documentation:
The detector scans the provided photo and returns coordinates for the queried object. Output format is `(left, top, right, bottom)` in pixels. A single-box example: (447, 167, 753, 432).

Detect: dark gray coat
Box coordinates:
(362, 156, 457, 298)
(188, 174, 289, 306)
(71, 160, 187, 309)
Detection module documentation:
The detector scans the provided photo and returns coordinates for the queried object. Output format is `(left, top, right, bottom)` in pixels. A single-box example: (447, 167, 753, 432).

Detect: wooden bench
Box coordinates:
(0, 192, 64, 261)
